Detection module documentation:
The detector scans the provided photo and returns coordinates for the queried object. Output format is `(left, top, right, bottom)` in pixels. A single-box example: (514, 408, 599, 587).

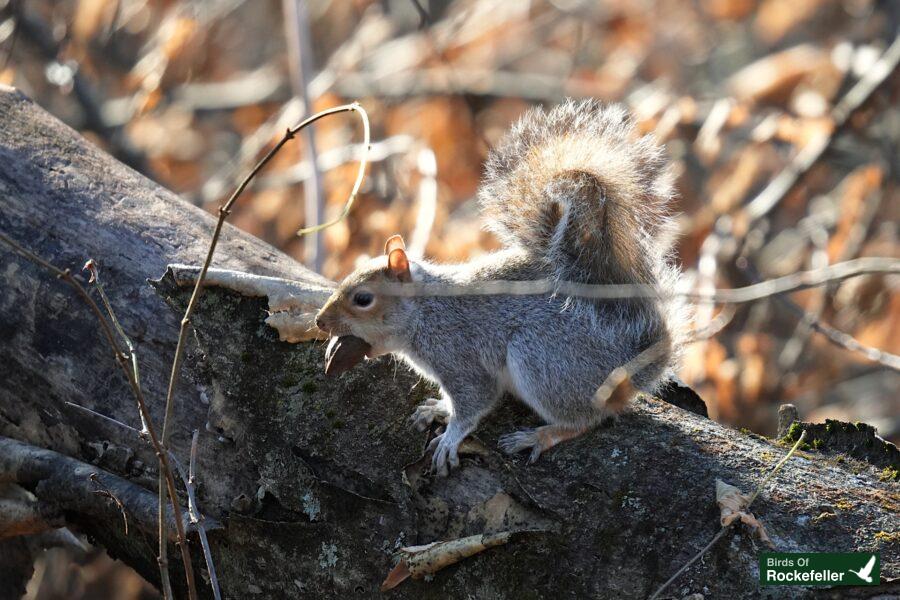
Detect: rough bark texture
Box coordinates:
(0, 86, 898, 600)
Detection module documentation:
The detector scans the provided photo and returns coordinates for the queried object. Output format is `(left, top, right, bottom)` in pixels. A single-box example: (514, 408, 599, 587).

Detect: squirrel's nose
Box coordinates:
(315, 316, 326, 331)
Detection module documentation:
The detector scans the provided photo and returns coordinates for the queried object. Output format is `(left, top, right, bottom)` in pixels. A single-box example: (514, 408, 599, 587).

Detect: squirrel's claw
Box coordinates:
(409, 397, 451, 431)
(427, 430, 461, 477)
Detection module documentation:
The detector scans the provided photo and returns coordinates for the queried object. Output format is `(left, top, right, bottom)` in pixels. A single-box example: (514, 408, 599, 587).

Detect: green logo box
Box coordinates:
(760, 552, 880, 586)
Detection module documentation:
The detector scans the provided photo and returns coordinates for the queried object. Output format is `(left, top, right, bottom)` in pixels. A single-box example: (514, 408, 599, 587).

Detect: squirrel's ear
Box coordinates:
(384, 234, 406, 255)
(387, 248, 411, 282)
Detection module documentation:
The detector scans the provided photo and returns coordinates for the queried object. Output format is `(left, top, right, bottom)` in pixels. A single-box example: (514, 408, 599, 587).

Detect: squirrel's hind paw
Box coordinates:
(498, 430, 544, 464)
(499, 424, 588, 464)
(409, 397, 451, 431)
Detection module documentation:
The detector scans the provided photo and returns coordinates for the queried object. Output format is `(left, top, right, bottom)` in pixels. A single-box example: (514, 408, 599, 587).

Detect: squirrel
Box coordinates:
(315, 99, 684, 476)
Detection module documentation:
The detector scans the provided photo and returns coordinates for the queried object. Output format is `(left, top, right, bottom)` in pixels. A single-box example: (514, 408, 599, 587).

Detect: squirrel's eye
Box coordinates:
(352, 291, 374, 308)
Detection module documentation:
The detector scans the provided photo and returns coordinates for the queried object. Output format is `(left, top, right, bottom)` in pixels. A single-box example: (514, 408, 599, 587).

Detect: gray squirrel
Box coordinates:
(315, 99, 684, 476)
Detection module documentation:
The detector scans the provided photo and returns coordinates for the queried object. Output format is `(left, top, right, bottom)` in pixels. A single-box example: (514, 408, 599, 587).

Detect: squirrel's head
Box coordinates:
(315, 234, 412, 355)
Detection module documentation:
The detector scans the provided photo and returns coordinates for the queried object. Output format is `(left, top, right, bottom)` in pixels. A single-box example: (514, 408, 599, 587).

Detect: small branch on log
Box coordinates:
(84, 259, 183, 600)
(0, 436, 189, 540)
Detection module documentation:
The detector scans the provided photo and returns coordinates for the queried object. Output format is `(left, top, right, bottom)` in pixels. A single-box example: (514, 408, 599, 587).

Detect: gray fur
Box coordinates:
(479, 99, 677, 286)
(390, 246, 675, 475)
(319, 101, 685, 475)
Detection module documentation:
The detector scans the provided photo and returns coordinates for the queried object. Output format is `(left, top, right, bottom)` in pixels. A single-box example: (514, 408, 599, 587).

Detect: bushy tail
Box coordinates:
(478, 100, 677, 285)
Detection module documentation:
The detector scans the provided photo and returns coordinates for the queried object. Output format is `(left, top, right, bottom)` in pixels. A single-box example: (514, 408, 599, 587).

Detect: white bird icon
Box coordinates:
(848, 555, 877, 583)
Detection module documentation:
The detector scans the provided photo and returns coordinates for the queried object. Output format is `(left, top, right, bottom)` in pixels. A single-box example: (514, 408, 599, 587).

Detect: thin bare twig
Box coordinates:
(371, 257, 900, 370)
(296, 105, 371, 234)
(780, 184, 883, 369)
(649, 432, 808, 600)
(772, 285, 900, 370)
(0, 232, 121, 365)
(66, 402, 226, 543)
(65, 401, 141, 435)
(371, 256, 900, 304)
(253, 135, 414, 190)
(687, 305, 737, 343)
(83, 260, 150, 437)
(738, 255, 900, 370)
(649, 528, 729, 600)
(185, 430, 221, 600)
(777, 224, 832, 369)
(69, 397, 230, 600)
(90, 472, 129, 535)
(158, 103, 371, 573)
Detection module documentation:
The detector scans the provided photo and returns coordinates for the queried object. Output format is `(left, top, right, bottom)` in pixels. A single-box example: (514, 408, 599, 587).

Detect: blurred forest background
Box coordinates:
(1, 0, 898, 597)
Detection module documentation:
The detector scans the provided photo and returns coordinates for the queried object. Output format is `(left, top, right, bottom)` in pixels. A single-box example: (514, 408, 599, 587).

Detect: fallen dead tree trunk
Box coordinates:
(0, 86, 897, 599)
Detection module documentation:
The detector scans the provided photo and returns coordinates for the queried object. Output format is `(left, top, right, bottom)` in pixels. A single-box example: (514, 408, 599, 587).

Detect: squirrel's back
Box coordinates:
(479, 100, 677, 287)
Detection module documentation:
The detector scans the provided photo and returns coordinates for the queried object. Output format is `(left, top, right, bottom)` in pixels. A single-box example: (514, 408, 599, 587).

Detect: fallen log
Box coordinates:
(0, 86, 897, 599)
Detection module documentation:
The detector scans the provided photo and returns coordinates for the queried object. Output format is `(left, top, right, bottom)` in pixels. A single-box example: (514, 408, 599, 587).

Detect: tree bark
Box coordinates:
(0, 85, 897, 600)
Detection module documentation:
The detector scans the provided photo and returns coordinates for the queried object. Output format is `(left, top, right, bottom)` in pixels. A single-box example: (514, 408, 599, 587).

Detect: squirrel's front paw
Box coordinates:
(409, 397, 451, 431)
(426, 431, 461, 477)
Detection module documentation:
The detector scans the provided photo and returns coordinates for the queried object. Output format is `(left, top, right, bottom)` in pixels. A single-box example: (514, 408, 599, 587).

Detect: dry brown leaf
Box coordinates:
(701, 0, 756, 21)
(72, 0, 116, 44)
(381, 531, 512, 591)
(716, 479, 772, 546)
(727, 45, 830, 104)
(774, 116, 833, 148)
(161, 17, 199, 63)
(754, 0, 825, 45)
(708, 145, 769, 214)
(736, 334, 770, 404)
(826, 165, 883, 262)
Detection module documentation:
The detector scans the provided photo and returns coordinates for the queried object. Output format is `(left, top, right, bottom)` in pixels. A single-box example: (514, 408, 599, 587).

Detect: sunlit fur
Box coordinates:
(316, 255, 415, 357)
